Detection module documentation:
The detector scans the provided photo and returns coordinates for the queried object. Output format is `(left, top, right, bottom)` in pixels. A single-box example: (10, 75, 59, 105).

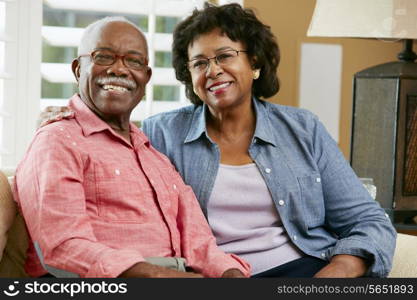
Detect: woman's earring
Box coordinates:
(253, 69, 260, 80)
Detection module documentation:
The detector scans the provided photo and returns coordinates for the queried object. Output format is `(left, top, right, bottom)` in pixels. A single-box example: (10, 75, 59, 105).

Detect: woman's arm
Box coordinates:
(312, 117, 396, 277)
(314, 254, 369, 278)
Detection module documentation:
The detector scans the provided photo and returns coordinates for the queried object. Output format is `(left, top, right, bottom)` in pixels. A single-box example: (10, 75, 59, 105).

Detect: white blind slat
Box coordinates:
(0, 72, 13, 79)
(40, 98, 69, 110)
(42, 26, 173, 52)
(42, 26, 83, 47)
(41, 63, 75, 83)
(152, 68, 180, 85)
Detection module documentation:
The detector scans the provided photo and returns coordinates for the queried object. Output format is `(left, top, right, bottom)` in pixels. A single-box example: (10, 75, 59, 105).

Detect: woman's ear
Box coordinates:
(251, 55, 259, 69)
(71, 59, 80, 83)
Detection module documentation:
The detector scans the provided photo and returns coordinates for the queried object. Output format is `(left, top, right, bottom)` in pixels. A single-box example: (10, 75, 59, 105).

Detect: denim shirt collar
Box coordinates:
(184, 97, 277, 147)
(184, 104, 207, 143)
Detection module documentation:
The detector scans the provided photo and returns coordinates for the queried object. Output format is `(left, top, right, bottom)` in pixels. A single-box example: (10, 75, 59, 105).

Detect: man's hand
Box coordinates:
(221, 268, 246, 278)
(118, 261, 204, 278)
(38, 106, 73, 128)
(314, 254, 369, 278)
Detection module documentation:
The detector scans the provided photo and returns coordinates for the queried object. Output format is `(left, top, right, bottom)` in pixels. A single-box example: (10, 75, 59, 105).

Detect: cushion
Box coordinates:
(0, 171, 29, 277)
(388, 233, 417, 278)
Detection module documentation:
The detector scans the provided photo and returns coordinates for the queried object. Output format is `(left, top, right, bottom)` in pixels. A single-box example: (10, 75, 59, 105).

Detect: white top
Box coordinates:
(207, 163, 303, 275)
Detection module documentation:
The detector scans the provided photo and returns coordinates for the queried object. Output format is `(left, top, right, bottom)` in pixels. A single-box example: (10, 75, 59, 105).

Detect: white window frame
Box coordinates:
(0, 0, 42, 169)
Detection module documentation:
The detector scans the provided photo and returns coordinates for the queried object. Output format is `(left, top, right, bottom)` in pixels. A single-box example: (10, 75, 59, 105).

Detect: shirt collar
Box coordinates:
(184, 104, 207, 143)
(184, 97, 276, 147)
(252, 96, 277, 147)
(69, 94, 149, 147)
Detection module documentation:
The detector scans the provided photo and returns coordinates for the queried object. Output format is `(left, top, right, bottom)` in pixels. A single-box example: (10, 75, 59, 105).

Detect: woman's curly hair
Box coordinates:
(172, 2, 280, 105)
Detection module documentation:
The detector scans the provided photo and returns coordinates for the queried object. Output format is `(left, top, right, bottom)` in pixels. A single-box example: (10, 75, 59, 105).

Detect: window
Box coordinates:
(41, 0, 205, 121)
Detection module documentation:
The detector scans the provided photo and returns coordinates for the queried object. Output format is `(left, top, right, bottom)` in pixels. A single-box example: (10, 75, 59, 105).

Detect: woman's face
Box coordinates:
(187, 28, 255, 111)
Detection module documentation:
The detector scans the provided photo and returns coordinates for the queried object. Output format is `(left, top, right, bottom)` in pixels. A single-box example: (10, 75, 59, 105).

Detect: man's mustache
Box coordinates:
(95, 76, 137, 90)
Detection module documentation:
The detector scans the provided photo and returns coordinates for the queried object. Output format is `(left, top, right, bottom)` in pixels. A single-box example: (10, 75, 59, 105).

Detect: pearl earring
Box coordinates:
(253, 69, 260, 80)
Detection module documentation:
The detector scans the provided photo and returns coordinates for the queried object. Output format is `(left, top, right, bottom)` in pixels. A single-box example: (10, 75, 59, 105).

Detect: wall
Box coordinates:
(244, 0, 404, 158)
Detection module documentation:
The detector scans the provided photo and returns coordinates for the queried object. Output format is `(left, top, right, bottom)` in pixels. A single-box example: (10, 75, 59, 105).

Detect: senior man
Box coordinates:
(13, 17, 250, 278)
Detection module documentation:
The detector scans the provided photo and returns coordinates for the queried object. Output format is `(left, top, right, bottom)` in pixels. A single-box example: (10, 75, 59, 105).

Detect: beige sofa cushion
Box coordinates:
(388, 233, 417, 278)
(0, 170, 28, 277)
(0, 213, 29, 277)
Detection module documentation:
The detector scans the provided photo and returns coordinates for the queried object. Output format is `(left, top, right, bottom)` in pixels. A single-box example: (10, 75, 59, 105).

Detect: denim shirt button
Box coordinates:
(278, 200, 285, 206)
(265, 168, 271, 174)
(316, 177, 321, 183)
(293, 235, 297, 241)
(321, 252, 326, 258)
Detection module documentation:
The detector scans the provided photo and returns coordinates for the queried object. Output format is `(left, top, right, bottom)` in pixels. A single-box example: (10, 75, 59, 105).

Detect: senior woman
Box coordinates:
(141, 3, 396, 277)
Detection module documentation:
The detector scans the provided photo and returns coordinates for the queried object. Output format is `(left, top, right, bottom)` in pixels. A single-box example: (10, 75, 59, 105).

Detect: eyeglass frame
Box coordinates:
(187, 49, 248, 73)
(77, 49, 149, 71)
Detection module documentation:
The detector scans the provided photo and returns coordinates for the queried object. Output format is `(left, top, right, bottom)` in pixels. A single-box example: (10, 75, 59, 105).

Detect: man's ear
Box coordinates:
(71, 59, 81, 82)
(145, 67, 152, 84)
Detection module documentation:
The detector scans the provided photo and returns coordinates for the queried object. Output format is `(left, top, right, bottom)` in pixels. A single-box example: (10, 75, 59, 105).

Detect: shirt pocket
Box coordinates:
(297, 173, 325, 227)
(94, 163, 150, 223)
(157, 166, 180, 216)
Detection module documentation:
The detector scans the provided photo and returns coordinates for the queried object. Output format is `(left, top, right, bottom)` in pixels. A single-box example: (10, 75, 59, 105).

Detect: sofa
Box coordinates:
(1, 169, 416, 278)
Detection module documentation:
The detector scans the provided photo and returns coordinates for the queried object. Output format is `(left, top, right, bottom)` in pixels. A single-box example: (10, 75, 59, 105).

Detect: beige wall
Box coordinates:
(244, 0, 404, 158)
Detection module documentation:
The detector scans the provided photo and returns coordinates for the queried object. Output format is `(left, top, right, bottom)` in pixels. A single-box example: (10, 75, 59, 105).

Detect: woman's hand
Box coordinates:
(314, 254, 369, 278)
(38, 106, 74, 128)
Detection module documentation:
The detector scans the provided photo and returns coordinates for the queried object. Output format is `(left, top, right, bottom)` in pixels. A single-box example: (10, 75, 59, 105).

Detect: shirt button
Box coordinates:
(278, 200, 285, 206)
(115, 169, 120, 175)
(293, 235, 297, 241)
(173, 184, 177, 190)
(72, 142, 77, 146)
(265, 168, 271, 174)
(385, 213, 389, 218)
(321, 252, 326, 258)
(316, 177, 321, 183)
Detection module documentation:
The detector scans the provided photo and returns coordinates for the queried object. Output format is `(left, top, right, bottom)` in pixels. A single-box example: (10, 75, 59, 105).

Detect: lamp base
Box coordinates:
(397, 39, 417, 62)
(351, 60, 417, 221)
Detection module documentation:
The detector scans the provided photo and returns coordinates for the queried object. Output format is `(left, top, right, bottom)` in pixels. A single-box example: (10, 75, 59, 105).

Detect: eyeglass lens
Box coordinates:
(92, 50, 147, 70)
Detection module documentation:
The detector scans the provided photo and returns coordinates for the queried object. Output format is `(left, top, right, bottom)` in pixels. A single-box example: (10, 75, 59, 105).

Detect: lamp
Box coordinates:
(307, 0, 417, 227)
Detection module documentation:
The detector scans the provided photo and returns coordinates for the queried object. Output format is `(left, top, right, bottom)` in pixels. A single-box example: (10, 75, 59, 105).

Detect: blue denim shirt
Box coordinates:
(142, 97, 396, 277)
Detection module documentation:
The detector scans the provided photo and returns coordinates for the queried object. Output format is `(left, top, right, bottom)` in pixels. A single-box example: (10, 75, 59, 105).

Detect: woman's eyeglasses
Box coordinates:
(187, 49, 247, 74)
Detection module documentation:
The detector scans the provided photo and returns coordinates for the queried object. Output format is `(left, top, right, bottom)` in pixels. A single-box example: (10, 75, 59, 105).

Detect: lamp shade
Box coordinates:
(307, 0, 417, 39)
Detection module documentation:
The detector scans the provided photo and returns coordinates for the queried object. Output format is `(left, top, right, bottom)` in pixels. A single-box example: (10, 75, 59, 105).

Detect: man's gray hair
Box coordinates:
(77, 16, 147, 55)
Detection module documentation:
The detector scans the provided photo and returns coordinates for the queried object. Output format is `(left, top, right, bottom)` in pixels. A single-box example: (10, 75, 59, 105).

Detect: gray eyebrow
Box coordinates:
(94, 47, 145, 57)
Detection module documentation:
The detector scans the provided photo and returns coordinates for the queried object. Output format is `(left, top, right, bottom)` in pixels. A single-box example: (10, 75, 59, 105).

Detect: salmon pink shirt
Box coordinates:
(13, 94, 250, 278)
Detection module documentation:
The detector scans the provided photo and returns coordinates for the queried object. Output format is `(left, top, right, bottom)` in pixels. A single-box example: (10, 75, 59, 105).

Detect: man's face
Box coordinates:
(73, 21, 151, 119)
